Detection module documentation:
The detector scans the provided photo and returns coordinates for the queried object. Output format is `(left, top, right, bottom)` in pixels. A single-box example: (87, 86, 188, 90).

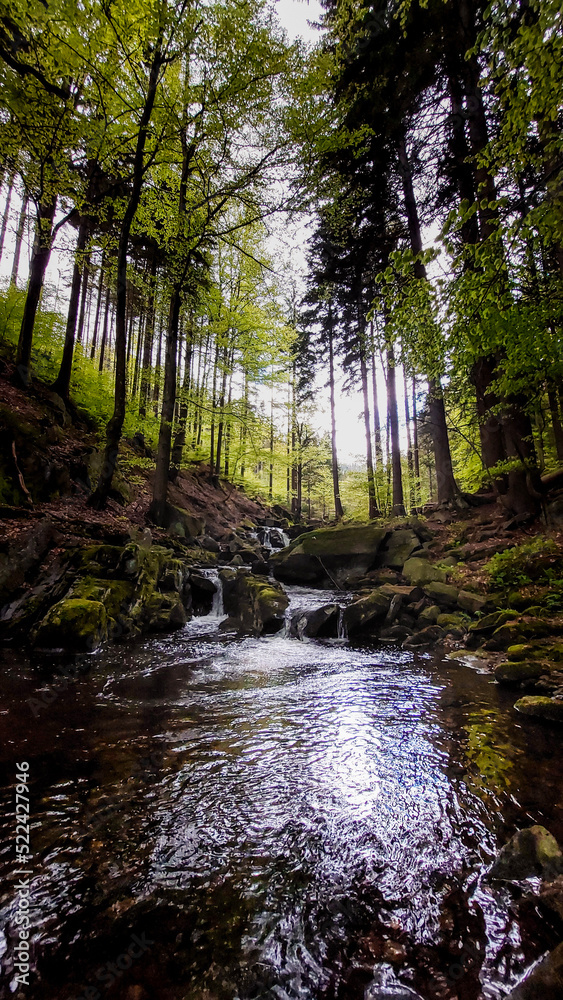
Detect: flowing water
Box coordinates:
(0, 585, 562, 1000)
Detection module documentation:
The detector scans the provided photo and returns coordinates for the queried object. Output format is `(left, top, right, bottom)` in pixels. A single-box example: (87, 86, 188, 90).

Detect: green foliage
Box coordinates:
(487, 537, 561, 590)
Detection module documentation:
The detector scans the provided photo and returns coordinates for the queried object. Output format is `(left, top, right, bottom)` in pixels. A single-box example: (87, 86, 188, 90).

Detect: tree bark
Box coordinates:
(386, 341, 405, 515)
(548, 388, 563, 464)
(0, 169, 15, 260)
(151, 286, 181, 516)
(51, 216, 89, 399)
(89, 41, 164, 508)
(15, 197, 56, 387)
(328, 303, 344, 520)
(359, 341, 379, 518)
(10, 195, 28, 288)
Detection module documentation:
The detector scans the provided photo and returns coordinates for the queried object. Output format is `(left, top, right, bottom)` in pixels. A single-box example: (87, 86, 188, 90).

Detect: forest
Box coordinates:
(0, 0, 561, 522)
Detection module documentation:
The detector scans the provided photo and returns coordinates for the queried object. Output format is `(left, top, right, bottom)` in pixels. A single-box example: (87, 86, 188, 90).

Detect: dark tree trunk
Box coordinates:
(51, 216, 89, 400)
(89, 42, 164, 509)
(403, 366, 415, 513)
(15, 197, 56, 387)
(548, 388, 563, 463)
(398, 133, 462, 504)
(151, 286, 181, 516)
(98, 284, 111, 372)
(502, 396, 542, 516)
(76, 250, 90, 343)
(328, 305, 344, 520)
(359, 342, 379, 519)
(0, 169, 15, 260)
(139, 254, 157, 418)
(386, 342, 405, 516)
(11, 195, 28, 288)
(90, 254, 105, 358)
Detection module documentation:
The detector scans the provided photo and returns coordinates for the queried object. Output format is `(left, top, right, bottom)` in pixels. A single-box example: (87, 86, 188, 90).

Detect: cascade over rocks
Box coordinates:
(222, 570, 289, 635)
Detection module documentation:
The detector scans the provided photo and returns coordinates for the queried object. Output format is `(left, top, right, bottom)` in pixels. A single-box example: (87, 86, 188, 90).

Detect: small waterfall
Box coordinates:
(257, 526, 290, 553)
(337, 607, 347, 640)
(196, 567, 224, 617)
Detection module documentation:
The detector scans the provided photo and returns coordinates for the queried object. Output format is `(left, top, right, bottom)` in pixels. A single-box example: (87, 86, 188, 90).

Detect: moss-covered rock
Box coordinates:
(507, 644, 536, 661)
(486, 623, 528, 650)
(490, 825, 563, 881)
(417, 604, 441, 625)
(270, 523, 389, 586)
(457, 591, 488, 614)
(514, 696, 563, 722)
(468, 610, 518, 635)
(423, 582, 459, 608)
(402, 557, 446, 585)
(494, 661, 548, 684)
(139, 592, 188, 632)
(224, 573, 288, 634)
(33, 598, 108, 652)
(437, 612, 468, 629)
(377, 528, 421, 569)
(342, 590, 390, 635)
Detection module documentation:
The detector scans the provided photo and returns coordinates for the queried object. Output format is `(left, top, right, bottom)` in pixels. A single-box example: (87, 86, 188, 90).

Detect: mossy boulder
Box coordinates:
(507, 644, 536, 661)
(514, 696, 563, 723)
(290, 604, 340, 640)
(423, 582, 459, 608)
(457, 591, 488, 614)
(402, 557, 446, 586)
(490, 825, 563, 881)
(468, 610, 518, 635)
(33, 598, 108, 652)
(437, 612, 467, 630)
(377, 528, 421, 569)
(270, 523, 388, 586)
(139, 592, 188, 632)
(147, 499, 205, 538)
(342, 590, 390, 635)
(494, 661, 548, 684)
(485, 623, 528, 650)
(224, 573, 288, 634)
(417, 604, 441, 626)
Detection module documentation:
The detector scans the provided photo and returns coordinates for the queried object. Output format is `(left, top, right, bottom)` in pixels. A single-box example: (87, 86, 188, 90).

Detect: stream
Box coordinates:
(1, 583, 562, 1000)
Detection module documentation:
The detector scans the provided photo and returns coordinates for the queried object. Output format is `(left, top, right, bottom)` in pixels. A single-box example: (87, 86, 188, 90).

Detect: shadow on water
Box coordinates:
(1, 588, 563, 1000)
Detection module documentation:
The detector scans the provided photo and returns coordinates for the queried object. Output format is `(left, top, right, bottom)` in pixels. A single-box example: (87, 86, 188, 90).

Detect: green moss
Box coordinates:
(288, 523, 388, 557)
(495, 660, 548, 683)
(33, 598, 108, 652)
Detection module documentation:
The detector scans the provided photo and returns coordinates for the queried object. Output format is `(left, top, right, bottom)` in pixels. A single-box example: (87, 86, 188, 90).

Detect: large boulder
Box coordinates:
(423, 582, 459, 608)
(495, 661, 548, 684)
(402, 557, 446, 586)
(33, 598, 108, 652)
(342, 590, 390, 635)
(505, 942, 563, 1000)
(490, 825, 563, 881)
(377, 528, 421, 569)
(290, 604, 340, 639)
(223, 572, 288, 634)
(270, 524, 388, 587)
(147, 499, 205, 538)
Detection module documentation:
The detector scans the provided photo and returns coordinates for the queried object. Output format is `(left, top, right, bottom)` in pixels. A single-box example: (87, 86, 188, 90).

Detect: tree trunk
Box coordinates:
(90, 253, 105, 358)
(502, 396, 542, 516)
(0, 169, 15, 260)
(548, 388, 563, 463)
(15, 197, 56, 387)
(139, 254, 157, 417)
(51, 216, 89, 399)
(359, 343, 379, 518)
(328, 304, 344, 520)
(98, 284, 111, 372)
(89, 41, 164, 508)
(10, 195, 28, 288)
(151, 286, 181, 516)
(76, 250, 91, 344)
(398, 133, 462, 504)
(403, 366, 415, 513)
(386, 342, 405, 515)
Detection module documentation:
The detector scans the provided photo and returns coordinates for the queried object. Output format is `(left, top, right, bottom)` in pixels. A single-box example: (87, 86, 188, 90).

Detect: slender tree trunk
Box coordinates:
(403, 366, 415, 513)
(209, 340, 219, 473)
(412, 378, 420, 504)
(370, 341, 384, 468)
(359, 342, 379, 518)
(89, 41, 164, 509)
(548, 388, 563, 463)
(98, 284, 111, 372)
(328, 304, 344, 519)
(139, 254, 157, 417)
(10, 196, 28, 288)
(0, 169, 15, 260)
(90, 254, 105, 358)
(386, 341, 405, 515)
(76, 250, 90, 344)
(151, 286, 182, 515)
(269, 392, 274, 500)
(51, 217, 89, 399)
(15, 197, 56, 387)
